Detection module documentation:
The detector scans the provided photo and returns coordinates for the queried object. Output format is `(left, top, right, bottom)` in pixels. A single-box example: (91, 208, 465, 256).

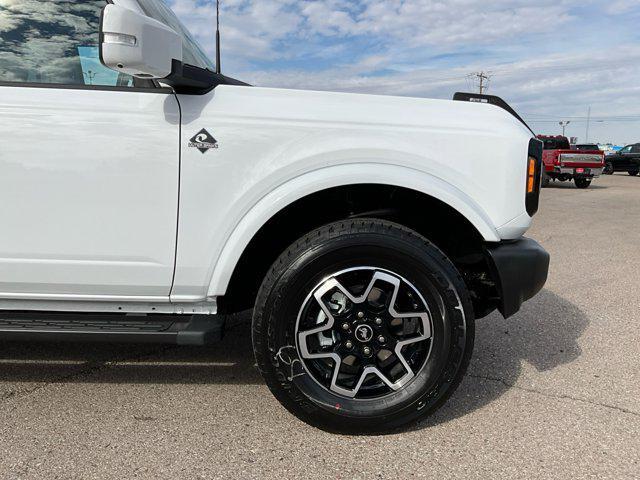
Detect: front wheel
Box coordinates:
(575, 178, 592, 189)
(628, 170, 639, 176)
(252, 219, 475, 434)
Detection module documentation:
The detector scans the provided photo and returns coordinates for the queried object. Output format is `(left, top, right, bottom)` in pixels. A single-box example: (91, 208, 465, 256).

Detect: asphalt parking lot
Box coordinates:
(0, 174, 638, 480)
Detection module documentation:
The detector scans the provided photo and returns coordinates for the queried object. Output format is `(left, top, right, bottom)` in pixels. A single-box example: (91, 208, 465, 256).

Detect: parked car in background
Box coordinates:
(538, 135, 605, 188)
(603, 143, 640, 175)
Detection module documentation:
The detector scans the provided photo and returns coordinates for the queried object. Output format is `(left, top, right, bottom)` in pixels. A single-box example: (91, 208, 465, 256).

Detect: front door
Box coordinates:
(0, 1, 180, 299)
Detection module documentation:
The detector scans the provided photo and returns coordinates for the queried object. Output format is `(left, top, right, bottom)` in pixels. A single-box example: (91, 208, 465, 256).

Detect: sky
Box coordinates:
(167, 0, 640, 145)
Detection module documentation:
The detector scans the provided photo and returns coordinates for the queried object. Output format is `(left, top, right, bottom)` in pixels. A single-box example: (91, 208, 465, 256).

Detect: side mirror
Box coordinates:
(100, 4, 182, 79)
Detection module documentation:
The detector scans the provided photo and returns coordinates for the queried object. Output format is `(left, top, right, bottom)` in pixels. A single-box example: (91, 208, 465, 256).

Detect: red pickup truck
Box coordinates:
(538, 135, 605, 189)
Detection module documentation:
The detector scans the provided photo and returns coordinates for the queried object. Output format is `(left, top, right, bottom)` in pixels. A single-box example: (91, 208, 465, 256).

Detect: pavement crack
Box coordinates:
(468, 373, 639, 417)
(0, 360, 107, 404)
(0, 346, 177, 406)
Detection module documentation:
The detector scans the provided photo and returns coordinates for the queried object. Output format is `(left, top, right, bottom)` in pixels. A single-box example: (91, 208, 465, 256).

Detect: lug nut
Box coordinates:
(342, 322, 350, 330)
(363, 346, 372, 356)
(375, 317, 383, 325)
(378, 336, 386, 344)
(357, 311, 365, 319)
(345, 340, 353, 349)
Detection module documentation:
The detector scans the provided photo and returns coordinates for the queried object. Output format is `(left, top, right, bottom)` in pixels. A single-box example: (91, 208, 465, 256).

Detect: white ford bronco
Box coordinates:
(0, 0, 549, 433)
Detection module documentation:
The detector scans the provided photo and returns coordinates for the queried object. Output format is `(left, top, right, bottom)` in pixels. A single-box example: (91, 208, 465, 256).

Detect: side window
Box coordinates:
(0, 1, 150, 88)
(631, 145, 640, 154)
(621, 146, 632, 154)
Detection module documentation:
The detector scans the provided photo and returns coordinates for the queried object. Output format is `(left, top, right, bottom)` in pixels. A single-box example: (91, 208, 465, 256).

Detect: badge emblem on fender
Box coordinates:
(189, 128, 219, 153)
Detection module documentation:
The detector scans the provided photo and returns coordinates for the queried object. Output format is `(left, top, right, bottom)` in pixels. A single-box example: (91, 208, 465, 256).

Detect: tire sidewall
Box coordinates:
(575, 178, 591, 189)
(253, 222, 474, 433)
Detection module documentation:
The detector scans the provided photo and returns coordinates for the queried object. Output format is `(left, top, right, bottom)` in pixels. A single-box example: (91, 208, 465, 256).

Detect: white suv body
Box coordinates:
(0, 0, 550, 432)
(0, 0, 535, 315)
(177, 86, 535, 303)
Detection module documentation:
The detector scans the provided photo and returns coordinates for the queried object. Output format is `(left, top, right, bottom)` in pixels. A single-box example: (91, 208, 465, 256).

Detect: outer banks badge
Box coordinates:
(189, 128, 219, 153)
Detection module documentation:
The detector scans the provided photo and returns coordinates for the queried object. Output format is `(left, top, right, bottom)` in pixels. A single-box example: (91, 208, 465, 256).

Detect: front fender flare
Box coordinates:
(206, 163, 500, 297)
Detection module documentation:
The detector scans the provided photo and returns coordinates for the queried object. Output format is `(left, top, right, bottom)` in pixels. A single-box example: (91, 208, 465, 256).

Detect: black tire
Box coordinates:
(604, 162, 614, 175)
(541, 171, 550, 188)
(628, 170, 639, 176)
(575, 178, 592, 189)
(252, 219, 475, 434)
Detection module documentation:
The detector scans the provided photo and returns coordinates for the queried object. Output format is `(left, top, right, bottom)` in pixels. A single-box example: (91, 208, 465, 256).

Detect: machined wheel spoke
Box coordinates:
(296, 268, 434, 399)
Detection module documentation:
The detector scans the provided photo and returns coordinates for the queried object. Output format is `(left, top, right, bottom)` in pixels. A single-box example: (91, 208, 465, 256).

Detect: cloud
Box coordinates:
(170, 0, 580, 61)
(605, 0, 640, 14)
(0, 1, 119, 84)
(296, 0, 575, 47)
(170, 0, 640, 143)
(169, 0, 302, 63)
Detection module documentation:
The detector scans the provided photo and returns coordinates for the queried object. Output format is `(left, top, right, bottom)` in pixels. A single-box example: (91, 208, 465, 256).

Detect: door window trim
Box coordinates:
(0, 80, 172, 94)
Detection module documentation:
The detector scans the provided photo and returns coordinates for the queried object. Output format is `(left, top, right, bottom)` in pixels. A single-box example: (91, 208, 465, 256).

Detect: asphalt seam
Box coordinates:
(0, 360, 107, 405)
(0, 318, 252, 407)
(468, 373, 639, 417)
(0, 346, 177, 407)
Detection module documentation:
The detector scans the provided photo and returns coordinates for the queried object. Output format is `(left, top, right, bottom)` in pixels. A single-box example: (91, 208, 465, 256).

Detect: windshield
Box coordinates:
(136, 0, 216, 72)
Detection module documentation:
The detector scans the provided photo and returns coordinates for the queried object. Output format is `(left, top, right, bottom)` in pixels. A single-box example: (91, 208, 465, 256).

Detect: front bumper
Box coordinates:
(484, 238, 550, 318)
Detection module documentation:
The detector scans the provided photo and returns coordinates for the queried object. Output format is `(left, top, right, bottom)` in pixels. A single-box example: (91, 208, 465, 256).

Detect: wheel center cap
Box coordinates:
(354, 324, 373, 343)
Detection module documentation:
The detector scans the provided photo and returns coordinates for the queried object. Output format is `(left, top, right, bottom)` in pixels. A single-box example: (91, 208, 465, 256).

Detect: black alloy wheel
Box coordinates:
(252, 219, 475, 434)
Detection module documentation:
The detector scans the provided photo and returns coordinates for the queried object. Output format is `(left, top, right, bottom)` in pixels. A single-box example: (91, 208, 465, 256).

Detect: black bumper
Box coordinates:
(484, 238, 550, 319)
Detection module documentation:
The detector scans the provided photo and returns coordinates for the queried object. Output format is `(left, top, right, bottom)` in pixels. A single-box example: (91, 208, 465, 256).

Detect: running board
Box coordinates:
(0, 313, 224, 345)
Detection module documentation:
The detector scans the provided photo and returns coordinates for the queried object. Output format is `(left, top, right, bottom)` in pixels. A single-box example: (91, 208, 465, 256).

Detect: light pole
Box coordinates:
(585, 106, 591, 142)
(559, 120, 571, 137)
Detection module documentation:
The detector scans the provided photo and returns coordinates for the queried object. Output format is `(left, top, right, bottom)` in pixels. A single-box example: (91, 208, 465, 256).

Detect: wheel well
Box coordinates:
(218, 185, 499, 318)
